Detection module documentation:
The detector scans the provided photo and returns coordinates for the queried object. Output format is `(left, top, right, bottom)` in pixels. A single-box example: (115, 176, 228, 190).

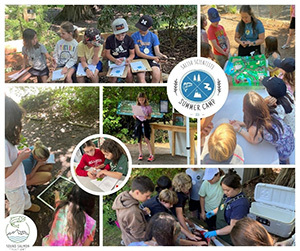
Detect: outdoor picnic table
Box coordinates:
(150, 122, 197, 164)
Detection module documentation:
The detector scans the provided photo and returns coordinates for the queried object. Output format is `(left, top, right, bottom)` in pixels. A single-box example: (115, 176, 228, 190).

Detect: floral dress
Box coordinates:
(42, 204, 96, 246)
(263, 114, 294, 162)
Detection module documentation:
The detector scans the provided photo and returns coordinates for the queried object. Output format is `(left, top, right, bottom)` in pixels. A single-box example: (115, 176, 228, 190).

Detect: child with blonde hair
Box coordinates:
(53, 21, 79, 83)
(201, 123, 244, 164)
(22, 140, 53, 186)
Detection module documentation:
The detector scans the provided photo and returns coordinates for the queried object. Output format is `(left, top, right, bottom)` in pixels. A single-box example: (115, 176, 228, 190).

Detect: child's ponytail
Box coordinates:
(32, 140, 50, 160)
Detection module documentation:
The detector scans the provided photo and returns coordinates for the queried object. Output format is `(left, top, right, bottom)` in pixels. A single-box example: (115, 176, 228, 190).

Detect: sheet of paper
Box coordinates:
(130, 61, 147, 71)
(52, 69, 65, 81)
(90, 176, 120, 191)
(109, 58, 126, 68)
(109, 65, 125, 77)
(8, 69, 28, 81)
(47, 154, 55, 164)
(76, 63, 97, 76)
(132, 105, 145, 116)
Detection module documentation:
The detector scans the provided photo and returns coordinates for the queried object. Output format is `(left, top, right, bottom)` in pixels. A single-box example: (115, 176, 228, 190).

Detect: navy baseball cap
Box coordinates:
(274, 58, 295, 73)
(208, 8, 220, 23)
(262, 76, 287, 98)
(135, 15, 153, 31)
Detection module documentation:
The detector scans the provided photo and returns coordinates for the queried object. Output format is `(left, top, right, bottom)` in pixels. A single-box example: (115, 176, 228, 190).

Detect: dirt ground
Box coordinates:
(201, 5, 295, 58)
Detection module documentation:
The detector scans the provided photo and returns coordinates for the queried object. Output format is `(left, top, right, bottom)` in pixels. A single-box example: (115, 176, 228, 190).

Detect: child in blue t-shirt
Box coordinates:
(131, 15, 167, 83)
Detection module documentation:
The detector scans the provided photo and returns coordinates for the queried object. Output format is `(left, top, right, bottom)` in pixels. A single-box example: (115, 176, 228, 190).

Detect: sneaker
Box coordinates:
(281, 44, 290, 49)
(147, 155, 154, 162)
(138, 155, 143, 161)
(25, 204, 40, 213)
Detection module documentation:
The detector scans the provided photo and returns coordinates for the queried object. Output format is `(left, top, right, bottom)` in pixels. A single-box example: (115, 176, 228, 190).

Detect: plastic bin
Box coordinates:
(247, 183, 295, 238)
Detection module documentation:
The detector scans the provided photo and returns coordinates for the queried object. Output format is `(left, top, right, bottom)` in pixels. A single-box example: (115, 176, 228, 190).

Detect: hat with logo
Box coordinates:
(274, 57, 295, 73)
(208, 8, 220, 23)
(84, 27, 104, 46)
(262, 76, 287, 99)
(112, 18, 129, 35)
(135, 15, 153, 31)
(203, 168, 219, 180)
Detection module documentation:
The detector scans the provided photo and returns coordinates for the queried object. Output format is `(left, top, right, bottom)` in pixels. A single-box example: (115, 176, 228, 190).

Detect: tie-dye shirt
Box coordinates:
(42, 204, 96, 246)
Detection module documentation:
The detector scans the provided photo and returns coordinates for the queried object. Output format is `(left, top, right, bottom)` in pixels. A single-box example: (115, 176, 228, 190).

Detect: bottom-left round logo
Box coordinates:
(5, 214, 37, 249)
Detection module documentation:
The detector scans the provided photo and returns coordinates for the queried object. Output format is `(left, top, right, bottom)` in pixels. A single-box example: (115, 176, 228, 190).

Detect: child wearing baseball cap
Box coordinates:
(263, 76, 295, 134)
(274, 58, 295, 96)
(105, 18, 135, 83)
(207, 8, 230, 68)
(131, 15, 167, 83)
(77, 27, 104, 83)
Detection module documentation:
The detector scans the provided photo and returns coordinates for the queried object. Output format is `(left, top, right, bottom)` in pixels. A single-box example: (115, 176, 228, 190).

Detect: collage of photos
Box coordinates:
(3, 3, 296, 249)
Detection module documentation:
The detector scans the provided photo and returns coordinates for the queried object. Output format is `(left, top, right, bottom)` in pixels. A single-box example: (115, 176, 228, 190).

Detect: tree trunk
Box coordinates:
(274, 168, 295, 188)
(54, 5, 94, 23)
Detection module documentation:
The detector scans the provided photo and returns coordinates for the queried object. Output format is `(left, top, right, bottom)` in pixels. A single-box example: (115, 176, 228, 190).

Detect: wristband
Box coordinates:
(84, 66, 89, 72)
(238, 127, 243, 133)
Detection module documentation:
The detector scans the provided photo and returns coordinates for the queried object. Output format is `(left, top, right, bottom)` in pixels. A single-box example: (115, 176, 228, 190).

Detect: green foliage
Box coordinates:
(103, 87, 171, 143)
(17, 135, 29, 150)
(227, 6, 237, 14)
(5, 5, 59, 52)
(161, 5, 197, 47)
(19, 87, 99, 117)
(97, 5, 197, 47)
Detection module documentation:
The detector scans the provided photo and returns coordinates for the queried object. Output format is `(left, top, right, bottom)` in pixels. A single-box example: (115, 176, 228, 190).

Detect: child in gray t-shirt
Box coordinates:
(18, 28, 54, 83)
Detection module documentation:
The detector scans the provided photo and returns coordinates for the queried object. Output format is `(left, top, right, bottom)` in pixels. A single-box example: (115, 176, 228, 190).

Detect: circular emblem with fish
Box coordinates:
(167, 57, 228, 118)
(5, 214, 37, 249)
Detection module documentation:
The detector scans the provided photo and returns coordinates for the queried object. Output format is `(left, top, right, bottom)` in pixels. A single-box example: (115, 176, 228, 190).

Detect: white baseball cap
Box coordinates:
(203, 168, 219, 180)
(112, 18, 129, 35)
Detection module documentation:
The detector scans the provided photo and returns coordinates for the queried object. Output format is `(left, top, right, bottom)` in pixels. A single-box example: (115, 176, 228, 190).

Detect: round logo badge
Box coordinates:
(167, 57, 228, 118)
(5, 214, 37, 250)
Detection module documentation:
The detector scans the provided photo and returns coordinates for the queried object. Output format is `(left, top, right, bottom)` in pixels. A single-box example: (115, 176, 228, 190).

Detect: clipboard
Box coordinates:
(48, 68, 66, 82)
(6, 67, 31, 82)
(130, 59, 152, 73)
(107, 64, 129, 78)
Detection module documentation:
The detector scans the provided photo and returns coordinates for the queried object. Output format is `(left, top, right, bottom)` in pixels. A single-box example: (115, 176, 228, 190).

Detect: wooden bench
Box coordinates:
(5, 30, 166, 83)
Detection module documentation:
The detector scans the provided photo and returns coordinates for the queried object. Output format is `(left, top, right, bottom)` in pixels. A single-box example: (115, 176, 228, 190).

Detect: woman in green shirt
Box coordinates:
(96, 139, 128, 180)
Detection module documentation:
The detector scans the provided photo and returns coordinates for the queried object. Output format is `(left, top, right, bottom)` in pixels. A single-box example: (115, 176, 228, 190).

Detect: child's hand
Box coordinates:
(18, 148, 31, 161)
(61, 67, 68, 75)
(186, 232, 202, 241)
(125, 57, 132, 65)
(133, 115, 137, 120)
(115, 58, 124, 65)
(201, 122, 214, 137)
(86, 69, 94, 79)
(87, 170, 97, 179)
(142, 207, 151, 216)
(265, 96, 277, 107)
(96, 170, 107, 178)
(153, 56, 160, 63)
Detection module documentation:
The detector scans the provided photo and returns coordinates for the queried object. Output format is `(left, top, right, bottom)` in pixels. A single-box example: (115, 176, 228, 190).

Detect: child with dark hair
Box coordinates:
(112, 176, 155, 245)
(42, 185, 96, 246)
(77, 27, 104, 83)
(230, 217, 274, 246)
(155, 175, 172, 194)
(76, 140, 106, 179)
(204, 169, 250, 245)
(264, 36, 281, 77)
(18, 28, 54, 82)
(263, 76, 295, 134)
(5, 95, 40, 214)
(201, 42, 214, 59)
(274, 57, 295, 96)
(234, 5, 265, 56)
(96, 139, 128, 180)
(129, 212, 181, 246)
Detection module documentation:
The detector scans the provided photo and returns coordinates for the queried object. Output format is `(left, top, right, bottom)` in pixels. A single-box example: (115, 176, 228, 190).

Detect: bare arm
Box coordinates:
(216, 219, 238, 236)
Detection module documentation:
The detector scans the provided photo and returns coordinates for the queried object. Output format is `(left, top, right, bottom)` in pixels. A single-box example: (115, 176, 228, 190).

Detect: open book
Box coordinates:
(90, 176, 123, 191)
